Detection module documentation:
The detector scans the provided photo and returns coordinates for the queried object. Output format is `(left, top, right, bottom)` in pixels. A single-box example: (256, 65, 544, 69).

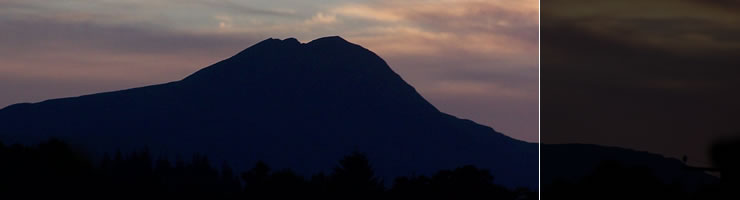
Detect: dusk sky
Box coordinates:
(543, 0, 740, 166)
(0, 0, 539, 142)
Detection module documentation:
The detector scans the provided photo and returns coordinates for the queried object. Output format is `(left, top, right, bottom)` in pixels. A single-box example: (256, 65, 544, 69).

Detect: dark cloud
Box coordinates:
(542, 0, 740, 166)
(690, 0, 740, 11)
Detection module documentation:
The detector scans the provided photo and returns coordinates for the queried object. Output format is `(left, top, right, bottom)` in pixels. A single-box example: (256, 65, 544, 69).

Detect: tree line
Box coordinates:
(0, 138, 536, 199)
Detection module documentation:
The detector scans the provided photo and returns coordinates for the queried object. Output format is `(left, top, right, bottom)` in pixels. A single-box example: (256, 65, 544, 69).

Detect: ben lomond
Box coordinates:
(0, 36, 537, 188)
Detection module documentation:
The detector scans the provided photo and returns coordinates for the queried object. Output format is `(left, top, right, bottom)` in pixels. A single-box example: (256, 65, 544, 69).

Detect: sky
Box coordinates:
(0, 0, 539, 142)
(542, 0, 740, 167)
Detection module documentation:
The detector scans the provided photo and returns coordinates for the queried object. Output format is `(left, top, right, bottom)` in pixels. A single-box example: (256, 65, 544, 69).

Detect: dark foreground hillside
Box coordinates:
(543, 142, 740, 200)
(543, 160, 731, 200)
(0, 139, 537, 199)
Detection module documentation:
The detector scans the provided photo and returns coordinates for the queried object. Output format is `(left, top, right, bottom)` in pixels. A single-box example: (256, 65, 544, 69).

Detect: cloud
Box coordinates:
(430, 80, 533, 99)
(332, 4, 403, 22)
(214, 15, 234, 29)
(0, 14, 265, 55)
(304, 12, 338, 25)
(323, 0, 538, 59)
(195, 0, 297, 17)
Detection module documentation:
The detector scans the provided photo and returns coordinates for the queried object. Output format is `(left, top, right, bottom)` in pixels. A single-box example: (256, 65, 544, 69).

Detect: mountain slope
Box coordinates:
(0, 36, 537, 188)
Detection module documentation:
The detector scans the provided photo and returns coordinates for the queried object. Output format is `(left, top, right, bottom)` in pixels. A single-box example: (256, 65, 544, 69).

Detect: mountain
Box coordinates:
(541, 143, 718, 189)
(0, 36, 537, 188)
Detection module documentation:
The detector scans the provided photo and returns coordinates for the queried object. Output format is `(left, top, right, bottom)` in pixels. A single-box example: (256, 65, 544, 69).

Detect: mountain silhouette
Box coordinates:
(0, 36, 537, 188)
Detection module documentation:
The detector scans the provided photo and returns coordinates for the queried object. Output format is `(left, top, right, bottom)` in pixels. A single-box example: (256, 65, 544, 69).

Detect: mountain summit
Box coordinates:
(0, 36, 537, 188)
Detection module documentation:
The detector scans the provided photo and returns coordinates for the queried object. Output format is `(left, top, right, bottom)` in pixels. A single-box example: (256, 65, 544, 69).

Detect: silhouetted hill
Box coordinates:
(0, 36, 536, 188)
(542, 144, 718, 189)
